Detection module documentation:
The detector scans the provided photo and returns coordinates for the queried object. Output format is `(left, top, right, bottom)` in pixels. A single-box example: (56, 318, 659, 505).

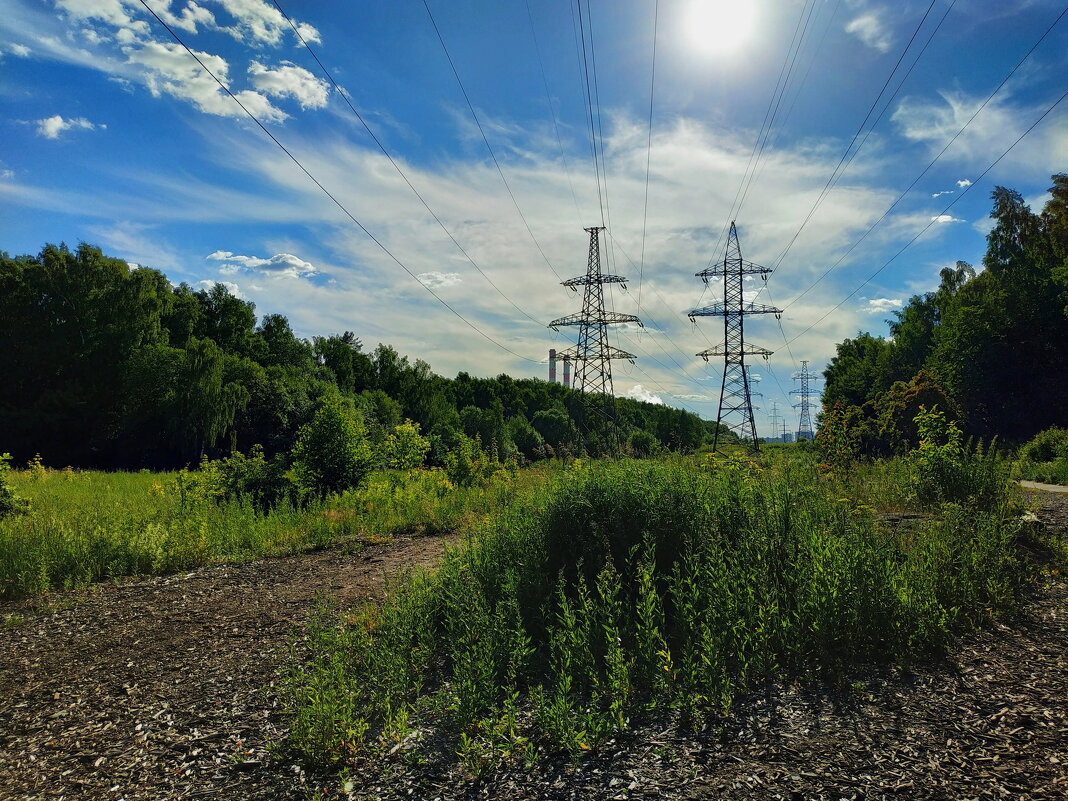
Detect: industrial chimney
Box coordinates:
(548, 348, 557, 383)
(563, 356, 571, 388)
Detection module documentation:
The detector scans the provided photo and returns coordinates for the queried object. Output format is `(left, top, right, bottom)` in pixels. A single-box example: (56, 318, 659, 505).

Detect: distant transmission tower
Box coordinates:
(689, 221, 781, 452)
(768, 400, 784, 443)
(791, 360, 819, 441)
(549, 226, 642, 433)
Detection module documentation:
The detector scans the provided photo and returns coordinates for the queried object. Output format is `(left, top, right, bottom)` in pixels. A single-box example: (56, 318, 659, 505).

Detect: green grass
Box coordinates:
(0, 466, 538, 600)
(283, 454, 1041, 767)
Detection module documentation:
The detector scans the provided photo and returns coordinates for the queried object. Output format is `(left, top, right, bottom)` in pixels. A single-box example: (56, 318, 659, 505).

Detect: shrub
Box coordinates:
(1018, 427, 1068, 463)
(627, 429, 658, 458)
(284, 459, 1030, 765)
(907, 407, 1008, 509)
(815, 401, 864, 470)
(443, 434, 499, 487)
(292, 396, 375, 498)
(381, 421, 431, 470)
(199, 446, 298, 510)
(0, 454, 29, 518)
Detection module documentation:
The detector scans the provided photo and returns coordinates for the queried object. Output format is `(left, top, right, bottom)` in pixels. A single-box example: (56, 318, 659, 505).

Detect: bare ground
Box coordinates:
(0, 535, 454, 800)
(1, 493, 1065, 801)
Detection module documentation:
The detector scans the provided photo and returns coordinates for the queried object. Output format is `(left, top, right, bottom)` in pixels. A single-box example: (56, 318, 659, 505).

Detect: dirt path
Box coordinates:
(0, 534, 455, 800)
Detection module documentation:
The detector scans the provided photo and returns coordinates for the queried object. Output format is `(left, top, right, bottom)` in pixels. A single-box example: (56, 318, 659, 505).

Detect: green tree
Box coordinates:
(291, 395, 374, 497)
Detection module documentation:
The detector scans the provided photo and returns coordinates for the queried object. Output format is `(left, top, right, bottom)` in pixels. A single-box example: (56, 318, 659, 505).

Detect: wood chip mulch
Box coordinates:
(1, 492, 1065, 801)
(0, 535, 453, 800)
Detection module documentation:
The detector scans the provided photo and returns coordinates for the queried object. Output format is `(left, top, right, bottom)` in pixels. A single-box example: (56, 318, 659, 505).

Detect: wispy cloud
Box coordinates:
(930, 214, 964, 223)
(845, 11, 892, 53)
(417, 271, 463, 289)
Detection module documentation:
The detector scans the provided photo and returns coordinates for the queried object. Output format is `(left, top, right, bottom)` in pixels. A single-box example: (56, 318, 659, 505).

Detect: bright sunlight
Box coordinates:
(684, 0, 759, 56)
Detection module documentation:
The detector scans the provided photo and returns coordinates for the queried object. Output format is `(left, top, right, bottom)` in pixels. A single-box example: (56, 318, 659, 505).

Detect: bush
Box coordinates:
(197, 446, 298, 510)
(443, 434, 500, 487)
(292, 396, 375, 498)
(627, 429, 658, 458)
(0, 454, 29, 518)
(381, 421, 431, 470)
(284, 458, 1030, 765)
(1019, 427, 1068, 463)
(907, 407, 1008, 509)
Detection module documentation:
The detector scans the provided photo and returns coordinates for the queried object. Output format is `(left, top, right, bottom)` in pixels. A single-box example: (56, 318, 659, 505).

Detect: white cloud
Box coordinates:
(674, 393, 712, 401)
(198, 279, 243, 298)
(248, 60, 329, 110)
(208, 249, 317, 278)
(931, 190, 954, 198)
(930, 214, 964, 223)
(845, 12, 892, 53)
(417, 271, 462, 289)
(861, 297, 903, 314)
(124, 39, 287, 122)
(956, 178, 972, 187)
(625, 384, 663, 405)
(35, 114, 100, 138)
(0, 169, 13, 180)
(7, 42, 30, 56)
(206, 0, 319, 46)
(54, 0, 150, 38)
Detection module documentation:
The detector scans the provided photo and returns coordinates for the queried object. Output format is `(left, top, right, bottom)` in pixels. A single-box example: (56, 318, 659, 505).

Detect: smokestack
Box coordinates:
(549, 348, 557, 383)
(563, 357, 571, 388)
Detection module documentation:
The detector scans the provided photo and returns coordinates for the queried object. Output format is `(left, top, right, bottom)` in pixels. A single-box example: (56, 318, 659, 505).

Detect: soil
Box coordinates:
(0, 534, 455, 800)
(1, 492, 1065, 801)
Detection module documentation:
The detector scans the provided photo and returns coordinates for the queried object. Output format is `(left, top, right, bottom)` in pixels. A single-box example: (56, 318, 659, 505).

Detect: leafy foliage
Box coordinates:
(284, 457, 1031, 765)
(0, 454, 29, 519)
(1, 243, 715, 469)
(823, 176, 1068, 445)
(292, 396, 375, 498)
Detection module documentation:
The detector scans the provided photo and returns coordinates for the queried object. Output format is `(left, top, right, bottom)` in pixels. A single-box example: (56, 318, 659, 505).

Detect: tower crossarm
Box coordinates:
(548, 311, 643, 330)
(557, 345, 636, 363)
(562, 274, 629, 288)
(696, 260, 772, 281)
(687, 302, 782, 319)
(697, 343, 773, 361)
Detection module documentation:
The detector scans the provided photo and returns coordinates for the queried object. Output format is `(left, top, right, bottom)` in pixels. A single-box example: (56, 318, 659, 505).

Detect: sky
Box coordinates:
(2, 0, 1067, 438)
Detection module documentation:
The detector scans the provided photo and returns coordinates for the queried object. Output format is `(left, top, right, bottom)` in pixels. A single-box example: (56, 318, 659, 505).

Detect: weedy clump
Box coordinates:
(283, 455, 1029, 767)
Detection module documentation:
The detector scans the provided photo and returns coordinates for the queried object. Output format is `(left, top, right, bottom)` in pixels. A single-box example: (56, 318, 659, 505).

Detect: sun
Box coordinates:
(684, 0, 759, 57)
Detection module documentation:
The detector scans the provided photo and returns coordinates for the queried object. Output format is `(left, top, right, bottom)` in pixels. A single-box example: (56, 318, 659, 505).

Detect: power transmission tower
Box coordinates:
(689, 221, 781, 452)
(549, 226, 642, 438)
(768, 400, 783, 443)
(791, 360, 819, 441)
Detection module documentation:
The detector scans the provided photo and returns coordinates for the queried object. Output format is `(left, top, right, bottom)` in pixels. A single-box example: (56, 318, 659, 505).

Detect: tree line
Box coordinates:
(0, 242, 727, 469)
(821, 175, 1068, 453)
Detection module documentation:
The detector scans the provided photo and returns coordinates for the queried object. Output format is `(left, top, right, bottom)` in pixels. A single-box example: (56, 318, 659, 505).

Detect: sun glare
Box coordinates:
(685, 0, 759, 57)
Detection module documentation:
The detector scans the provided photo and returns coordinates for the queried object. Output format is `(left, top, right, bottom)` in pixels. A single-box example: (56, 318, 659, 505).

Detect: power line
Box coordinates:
(136, 0, 540, 366)
(762, 0, 941, 269)
(421, 0, 564, 282)
(636, 0, 659, 322)
(786, 81, 1068, 347)
(524, 0, 582, 217)
(705, 0, 817, 267)
(779, 3, 1068, 311)
(269, 0, 546, 330)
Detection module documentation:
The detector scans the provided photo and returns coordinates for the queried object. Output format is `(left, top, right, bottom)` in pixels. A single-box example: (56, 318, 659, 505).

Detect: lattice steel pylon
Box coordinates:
(688, 222, 781, 452)
(549, 226, 642, 433)
(791, 360, 819, 441)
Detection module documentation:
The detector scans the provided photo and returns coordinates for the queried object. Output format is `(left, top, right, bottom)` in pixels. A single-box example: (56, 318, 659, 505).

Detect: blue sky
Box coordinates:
(2, 0, 1067, 436)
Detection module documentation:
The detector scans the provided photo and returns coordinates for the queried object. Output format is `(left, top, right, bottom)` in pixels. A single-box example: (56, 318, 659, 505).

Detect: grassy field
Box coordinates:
(0, 464, 541, 601)
(281, 450, 1060, 769)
